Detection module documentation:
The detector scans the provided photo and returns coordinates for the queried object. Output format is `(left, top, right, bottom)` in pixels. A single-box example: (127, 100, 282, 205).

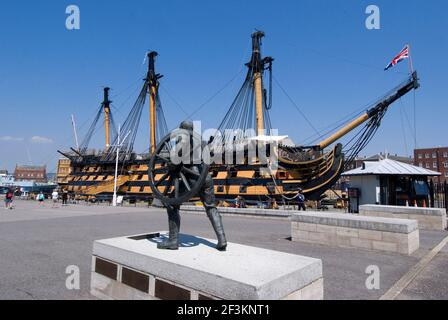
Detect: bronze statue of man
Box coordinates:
(157, 121, 227, 251)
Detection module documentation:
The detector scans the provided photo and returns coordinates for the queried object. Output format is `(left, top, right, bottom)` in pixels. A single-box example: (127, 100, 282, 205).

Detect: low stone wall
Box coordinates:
(359, 205, 447, 231)
(291, 212, 419, 255)
(180, 205, 291, 218)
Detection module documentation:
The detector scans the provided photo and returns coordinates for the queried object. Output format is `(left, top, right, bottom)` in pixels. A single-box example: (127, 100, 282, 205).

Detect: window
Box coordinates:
(418, 154, 423, 159)
(432, 153, 437, 158)
(444, 152, 448, 158)
(217, 185, 224, 193)
(239, 185, 247, 193)
(425, 154, 430, 159)
(419, 163, 423, 168)
(444, 162, 448, 168)
(433, 162, 437, 169)
(445, 172, 448, 177)
(426, 163, 430, 169)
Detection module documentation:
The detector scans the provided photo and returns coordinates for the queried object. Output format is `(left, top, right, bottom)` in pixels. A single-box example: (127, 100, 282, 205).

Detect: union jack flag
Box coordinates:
(384, 45, 410, 71)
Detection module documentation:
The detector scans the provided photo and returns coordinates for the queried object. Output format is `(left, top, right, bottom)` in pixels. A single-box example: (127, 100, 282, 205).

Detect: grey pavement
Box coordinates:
(0, 200, 447, 300)
(396, 241, 448, 300)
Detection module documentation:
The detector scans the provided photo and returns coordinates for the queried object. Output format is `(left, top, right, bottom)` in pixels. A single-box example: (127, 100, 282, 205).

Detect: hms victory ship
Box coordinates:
(58, 31, 419, 204)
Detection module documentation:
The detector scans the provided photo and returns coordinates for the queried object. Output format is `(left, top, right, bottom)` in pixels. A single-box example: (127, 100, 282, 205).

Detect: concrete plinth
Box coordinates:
(91, 232, 323, 300)
(291, 212, 420, 255)
(359, 205, 447, 231)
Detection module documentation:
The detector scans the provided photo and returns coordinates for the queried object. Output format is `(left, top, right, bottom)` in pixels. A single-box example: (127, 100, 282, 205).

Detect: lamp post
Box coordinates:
(112, 125, 131, 207)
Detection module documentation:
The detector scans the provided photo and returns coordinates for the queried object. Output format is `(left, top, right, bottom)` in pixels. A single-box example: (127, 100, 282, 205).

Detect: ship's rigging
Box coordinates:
(218, 31, 274, 142)
(78, 87, 118, 155)
(58, 31, 420, 204)
(62, 52, 169, 163)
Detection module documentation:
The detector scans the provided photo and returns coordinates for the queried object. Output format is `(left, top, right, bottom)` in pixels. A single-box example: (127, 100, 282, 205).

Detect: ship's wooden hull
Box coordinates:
(60, 144, 344, 204)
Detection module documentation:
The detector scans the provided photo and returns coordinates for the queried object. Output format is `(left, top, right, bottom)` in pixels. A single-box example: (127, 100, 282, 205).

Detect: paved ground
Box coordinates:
(0, 200, 446, 300)
(397, 242, 448, 300)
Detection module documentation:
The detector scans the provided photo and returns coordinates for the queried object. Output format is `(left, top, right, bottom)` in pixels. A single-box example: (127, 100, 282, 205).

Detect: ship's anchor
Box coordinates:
(148, 128, 210, 206)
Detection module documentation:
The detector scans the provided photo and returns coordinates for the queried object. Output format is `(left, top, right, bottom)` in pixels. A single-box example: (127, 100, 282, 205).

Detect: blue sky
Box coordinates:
(0, 0, 447, 172)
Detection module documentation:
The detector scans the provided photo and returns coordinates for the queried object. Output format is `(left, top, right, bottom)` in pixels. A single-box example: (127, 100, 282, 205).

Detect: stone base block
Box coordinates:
(291, 212, 419, 255)
(359, 205, 447, 231)
(91, 232, 323, 300)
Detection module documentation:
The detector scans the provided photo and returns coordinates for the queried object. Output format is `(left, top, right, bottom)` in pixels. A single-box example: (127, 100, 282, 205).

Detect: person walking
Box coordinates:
(297, 189, 306, 211)
(51, 190, 59, 208)
(37, 191, 45, 207)
(62, 190, 68, 206)
(4, 189, 14, 210)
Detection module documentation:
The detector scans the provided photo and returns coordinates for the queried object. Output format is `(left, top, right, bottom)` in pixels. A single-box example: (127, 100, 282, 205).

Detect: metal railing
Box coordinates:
(430, 181, 448, 213)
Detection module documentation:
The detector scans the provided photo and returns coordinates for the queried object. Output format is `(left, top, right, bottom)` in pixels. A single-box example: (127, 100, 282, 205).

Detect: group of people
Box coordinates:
(234, 189, 307, 210)
(50, 190, 70, 207)
(3, 189, 71, 210)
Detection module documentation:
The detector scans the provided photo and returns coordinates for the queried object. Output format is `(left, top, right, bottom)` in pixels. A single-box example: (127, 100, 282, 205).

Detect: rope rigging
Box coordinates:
(102, 82, 169, 160)
(337, 73, 419, 169)
(217, 32, 274, 144)
(79, 104, 103, 154)
(104, 82, 148, 159)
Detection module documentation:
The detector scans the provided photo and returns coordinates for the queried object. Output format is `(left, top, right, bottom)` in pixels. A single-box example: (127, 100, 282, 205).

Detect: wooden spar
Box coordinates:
(251, 31, 265, 136)
(103, 87, 111, 149)
(318, 71, 419, 150)
(318, 113, 369, 149)
(147, 52, 158, 154)
(254, 72, 264, 136)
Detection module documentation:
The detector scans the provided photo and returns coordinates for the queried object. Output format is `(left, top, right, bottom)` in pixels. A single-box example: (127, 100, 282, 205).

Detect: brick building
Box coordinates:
(414, 147, 448, 183)
(14, 165, 47, 183)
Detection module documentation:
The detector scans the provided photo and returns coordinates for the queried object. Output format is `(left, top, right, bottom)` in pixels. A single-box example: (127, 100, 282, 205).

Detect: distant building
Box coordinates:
(340, 153, 414, 190)
(343, 159, 440, 212)
(345, 152, 414, 171)
(56, 158, 72, 184)
(14, 165, 47, 183)
(414, 147, 448, 183)
(0, 172, 15, 188)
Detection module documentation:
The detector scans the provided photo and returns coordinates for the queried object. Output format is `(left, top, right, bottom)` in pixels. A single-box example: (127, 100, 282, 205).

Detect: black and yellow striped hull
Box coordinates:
(60, 144, 344, 203)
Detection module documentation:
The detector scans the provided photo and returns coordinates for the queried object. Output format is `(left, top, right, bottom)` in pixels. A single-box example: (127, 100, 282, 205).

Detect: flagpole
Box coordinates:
(408, 44, 414, 74)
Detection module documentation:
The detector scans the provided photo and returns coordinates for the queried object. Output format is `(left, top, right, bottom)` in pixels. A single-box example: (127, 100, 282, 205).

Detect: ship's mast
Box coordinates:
(248, 31, 273, 136)
(251, 31, 265, 136)
(147, 51, 161, 154)
(102, 87, 111, 149)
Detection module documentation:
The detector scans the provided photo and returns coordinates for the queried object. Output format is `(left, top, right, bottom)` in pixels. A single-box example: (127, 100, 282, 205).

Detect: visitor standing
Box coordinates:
(51, 190, 59, 208)
(37, 191, 45, 207)
(297, 189, 306, 211)
(4, 189, 14, 210)
(62, 190, 68, 206)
